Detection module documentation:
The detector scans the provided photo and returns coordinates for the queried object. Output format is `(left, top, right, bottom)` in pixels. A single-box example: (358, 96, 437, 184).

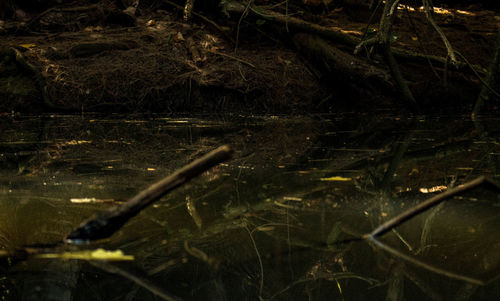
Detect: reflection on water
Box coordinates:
(0, 114, 499, 300)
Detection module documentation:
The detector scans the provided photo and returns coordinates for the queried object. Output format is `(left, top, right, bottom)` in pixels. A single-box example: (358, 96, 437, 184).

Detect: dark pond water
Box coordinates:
(0, 114, 499, 300)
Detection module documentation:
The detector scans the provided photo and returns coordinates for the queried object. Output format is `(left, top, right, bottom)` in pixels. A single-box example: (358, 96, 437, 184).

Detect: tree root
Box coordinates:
(354, 0, 419, 112)
(293, 33, 392, 89)
(163, 0, 233, 43)
(472, 29, 500, 118)
(225, 2, 486, 75)
(422, 0, 457, 63)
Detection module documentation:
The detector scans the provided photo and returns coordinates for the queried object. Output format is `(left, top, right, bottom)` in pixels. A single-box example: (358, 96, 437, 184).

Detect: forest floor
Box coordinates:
(0, 1, 498, 114)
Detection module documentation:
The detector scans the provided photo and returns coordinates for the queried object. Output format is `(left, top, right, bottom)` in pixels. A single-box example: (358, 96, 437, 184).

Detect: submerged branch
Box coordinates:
(269, 272, 378, 300)
(366, 176, 500, 238)
(65, 145, 233, 243)
(368, 236, 484, 285)
(90, 261, 183, 301)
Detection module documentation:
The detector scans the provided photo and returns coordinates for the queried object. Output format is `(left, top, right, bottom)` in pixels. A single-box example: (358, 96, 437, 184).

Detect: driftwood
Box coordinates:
(65, 145, 233, 243)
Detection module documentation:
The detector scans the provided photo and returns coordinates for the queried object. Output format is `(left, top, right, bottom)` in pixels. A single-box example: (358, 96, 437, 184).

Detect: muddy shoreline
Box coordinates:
(1, 1, 498, 115)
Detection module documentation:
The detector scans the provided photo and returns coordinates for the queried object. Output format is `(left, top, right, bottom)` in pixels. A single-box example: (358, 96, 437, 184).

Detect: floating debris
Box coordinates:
(419, 185, 447, 194)
(36, 249, 134, 261)
(70, 198, 115, 203)
(320, 176, 352, 181)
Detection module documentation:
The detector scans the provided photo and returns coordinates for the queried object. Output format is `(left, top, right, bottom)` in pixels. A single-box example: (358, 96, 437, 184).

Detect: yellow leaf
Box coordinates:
(19, 43, 36, 49)
(36, 249, 134, 261)
(411, 36, 418, 41)
(320, 176, 352, 181)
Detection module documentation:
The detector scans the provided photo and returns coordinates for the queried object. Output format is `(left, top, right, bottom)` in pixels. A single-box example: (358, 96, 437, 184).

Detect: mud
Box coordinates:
(0, 1, 498, 114)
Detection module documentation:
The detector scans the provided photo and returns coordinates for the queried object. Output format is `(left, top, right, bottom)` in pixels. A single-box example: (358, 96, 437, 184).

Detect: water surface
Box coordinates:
(1, 114, 499, 300)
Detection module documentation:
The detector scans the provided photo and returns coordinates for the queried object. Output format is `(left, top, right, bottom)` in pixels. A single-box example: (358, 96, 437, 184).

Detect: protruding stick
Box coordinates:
(367, 176, 500, 238)
(65, 145, 234, 243)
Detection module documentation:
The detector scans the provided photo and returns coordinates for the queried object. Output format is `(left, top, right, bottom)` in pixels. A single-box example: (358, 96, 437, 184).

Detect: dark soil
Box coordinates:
(0, 0, 498, 115)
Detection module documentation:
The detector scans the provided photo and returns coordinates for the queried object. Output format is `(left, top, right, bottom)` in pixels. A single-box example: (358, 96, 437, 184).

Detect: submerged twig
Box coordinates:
(268, 272, 378, 300)
(418, 202, 444, 256)
(380, 131, 413, 192)
(65, 145, 233, 243)
(90, 261, 183, 301)
(368, 236, 484, 285)
(366, 176, 500, 238)
(404, 268, 443, 301)
(245, 224, 264, 298)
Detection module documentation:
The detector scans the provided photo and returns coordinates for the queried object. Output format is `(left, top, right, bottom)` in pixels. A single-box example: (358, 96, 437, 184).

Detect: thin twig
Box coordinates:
(207, 50, 256, 68)
(472, 29, 500, 117)
(245, 224, 264, 297)
(359, 0, 382, 59)
(366, 176, 500, 238)
(403, 4, 441, 80)
(268, 273, 378, 300)
(456, 50, 500, 99)
(89, 261, 183, 301)
(236, 0, 254, 51)
(162, 0, 234, 43)
(422, 0, 456, 63)
(368, 236, 484, 285)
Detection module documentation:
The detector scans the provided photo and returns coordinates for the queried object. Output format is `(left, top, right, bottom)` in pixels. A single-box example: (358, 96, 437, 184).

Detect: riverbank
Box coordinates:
(1, 1, 498, 114)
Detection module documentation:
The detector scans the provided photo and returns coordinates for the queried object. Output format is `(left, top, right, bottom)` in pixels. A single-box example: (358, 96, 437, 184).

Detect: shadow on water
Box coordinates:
(0, 114, 499, 300)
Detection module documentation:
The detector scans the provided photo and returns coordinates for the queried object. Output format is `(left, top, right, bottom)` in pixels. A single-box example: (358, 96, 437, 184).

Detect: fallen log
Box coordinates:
(224, 2, 485, 75)
(293, 33, 393, 90)
(65, 145, 234, 243)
